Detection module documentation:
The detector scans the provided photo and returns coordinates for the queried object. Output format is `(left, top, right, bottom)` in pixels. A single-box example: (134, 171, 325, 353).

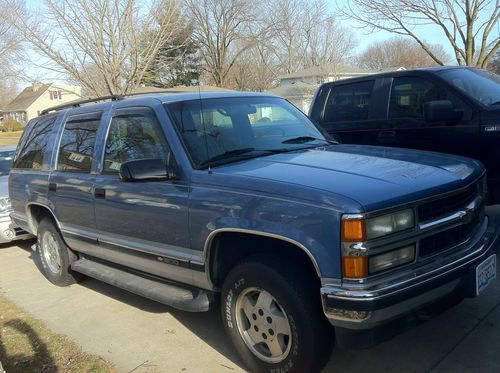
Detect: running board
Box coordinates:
(71, 258, 211, 312)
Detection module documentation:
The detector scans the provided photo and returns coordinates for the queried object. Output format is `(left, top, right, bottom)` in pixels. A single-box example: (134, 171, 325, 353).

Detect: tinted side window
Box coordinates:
(13, 114, 57, 169)
(323, 81, 374, 122)
(57, 112, 101, 172)
(389, 77, 437, 119)
(104, 108, 170, 173)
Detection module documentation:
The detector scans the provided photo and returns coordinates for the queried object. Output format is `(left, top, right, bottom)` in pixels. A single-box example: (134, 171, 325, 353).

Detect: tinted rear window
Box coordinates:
(13, 114, 57, 169)
(323, 81, 374, 122)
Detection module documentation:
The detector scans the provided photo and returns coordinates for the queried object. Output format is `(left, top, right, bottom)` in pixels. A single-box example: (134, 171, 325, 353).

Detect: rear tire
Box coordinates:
(221, 256, 333, 373)
(37, 218, 80, 286)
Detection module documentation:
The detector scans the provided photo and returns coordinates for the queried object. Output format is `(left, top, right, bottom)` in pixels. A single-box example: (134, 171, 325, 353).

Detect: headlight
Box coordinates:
(365, 208, 415, 239)
(342, 208, 415, 242)
(0, 198, 12, 213)
(369, 245, 415, 274)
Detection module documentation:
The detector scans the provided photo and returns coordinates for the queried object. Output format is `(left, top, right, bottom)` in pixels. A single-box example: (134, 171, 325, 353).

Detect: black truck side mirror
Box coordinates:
(423, 100, 461, 122)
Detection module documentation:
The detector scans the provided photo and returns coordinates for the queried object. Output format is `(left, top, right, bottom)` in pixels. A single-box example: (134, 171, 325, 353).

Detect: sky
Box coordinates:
(19, 0, 500, 86)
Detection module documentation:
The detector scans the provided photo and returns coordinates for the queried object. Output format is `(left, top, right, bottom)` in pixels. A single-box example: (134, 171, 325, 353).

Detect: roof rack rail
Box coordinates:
(39, 90, 185, 116)
(40, 95, 123, 115)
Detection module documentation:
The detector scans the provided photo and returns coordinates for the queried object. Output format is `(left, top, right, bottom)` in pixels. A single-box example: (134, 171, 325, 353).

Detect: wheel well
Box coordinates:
(27, 204, 58, 235)
(208, 232, 321, 289)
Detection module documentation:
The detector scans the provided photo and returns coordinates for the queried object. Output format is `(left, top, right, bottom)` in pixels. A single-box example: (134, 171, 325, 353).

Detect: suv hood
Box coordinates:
(207, 145, 483, 212)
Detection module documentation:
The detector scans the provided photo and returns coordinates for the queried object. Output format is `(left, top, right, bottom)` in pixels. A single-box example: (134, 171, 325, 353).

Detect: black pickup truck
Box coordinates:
(309, 67, 500, 204)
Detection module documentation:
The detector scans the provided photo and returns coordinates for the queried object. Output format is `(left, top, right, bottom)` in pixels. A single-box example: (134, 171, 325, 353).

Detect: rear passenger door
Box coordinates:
(49, 111, 101, 254)
(93, 106, 191, 283)
(388, 76, 478, 156)
(320, 79, 388, 145)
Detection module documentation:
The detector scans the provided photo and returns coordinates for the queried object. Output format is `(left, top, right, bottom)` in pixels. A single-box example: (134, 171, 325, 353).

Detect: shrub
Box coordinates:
(0, 117, 24, 132)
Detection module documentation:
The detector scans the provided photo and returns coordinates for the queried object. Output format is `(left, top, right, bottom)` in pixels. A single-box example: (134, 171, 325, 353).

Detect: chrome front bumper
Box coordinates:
(321, 215, 499, 330)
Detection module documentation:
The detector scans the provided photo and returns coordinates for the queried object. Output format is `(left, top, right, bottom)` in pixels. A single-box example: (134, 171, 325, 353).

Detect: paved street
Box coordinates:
(0, 206, 499, 373)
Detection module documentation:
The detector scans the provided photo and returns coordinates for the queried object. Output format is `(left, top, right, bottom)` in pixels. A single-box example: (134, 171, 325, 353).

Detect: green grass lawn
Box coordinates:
(0, 294, 116, 373)
(0, 131, 23, 146)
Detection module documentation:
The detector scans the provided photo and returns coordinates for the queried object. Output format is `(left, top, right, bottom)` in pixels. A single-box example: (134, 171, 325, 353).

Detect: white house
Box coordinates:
(0, 83, 82, 125)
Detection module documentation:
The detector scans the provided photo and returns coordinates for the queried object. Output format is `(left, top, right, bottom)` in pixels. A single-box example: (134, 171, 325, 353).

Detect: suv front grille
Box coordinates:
(419, 212, 481, 257)
(418, 184, 477, 222)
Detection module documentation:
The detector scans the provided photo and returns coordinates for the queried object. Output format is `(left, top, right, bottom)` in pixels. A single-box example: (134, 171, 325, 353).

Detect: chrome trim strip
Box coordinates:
(203, 228, 322, 289)
(419, 196, 482, 232)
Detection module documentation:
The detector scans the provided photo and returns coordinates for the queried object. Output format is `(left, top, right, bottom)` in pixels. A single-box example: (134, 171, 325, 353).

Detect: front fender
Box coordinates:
(189, 186, 343, 280)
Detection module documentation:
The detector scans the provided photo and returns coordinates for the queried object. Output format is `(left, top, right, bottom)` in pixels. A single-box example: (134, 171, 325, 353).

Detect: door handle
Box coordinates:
(48, 182, 57, 192)
(94, 188, 106, 198)
(378, 130, 396, 142)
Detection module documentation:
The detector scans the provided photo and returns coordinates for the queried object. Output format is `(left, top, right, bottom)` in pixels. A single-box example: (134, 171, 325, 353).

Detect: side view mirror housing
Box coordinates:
(423, 100, 462, 122)
(119, 158, 177, 182)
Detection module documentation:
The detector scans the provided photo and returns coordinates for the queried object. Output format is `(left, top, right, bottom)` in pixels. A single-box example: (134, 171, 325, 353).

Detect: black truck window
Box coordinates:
(323, 81, 374, 122)
(57, 112, 101, 172)
(389, 77, 437, 119)
(13, 114, 57, 170)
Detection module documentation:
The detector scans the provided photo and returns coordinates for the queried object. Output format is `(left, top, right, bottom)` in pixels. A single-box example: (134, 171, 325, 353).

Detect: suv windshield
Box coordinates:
(0, 150, 15, 176)
(167, 97, 329, 168)
(438, 68, 500, 106)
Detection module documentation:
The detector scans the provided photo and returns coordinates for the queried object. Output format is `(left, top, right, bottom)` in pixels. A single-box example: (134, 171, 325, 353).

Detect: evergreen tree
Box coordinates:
(143, 22, 200, 88)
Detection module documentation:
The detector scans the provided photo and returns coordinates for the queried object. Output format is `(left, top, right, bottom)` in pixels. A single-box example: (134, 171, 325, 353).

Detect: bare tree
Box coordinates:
(185, 0, 268, 88)
(4, 0, 185, 96)
(489, 50, 500, 73)
(0, 0, 22, 82)
(358, 37, 450, 69)
(266, 0, 356, 74)
(230, 45, 280, 91)
(340, 0, 499, 68)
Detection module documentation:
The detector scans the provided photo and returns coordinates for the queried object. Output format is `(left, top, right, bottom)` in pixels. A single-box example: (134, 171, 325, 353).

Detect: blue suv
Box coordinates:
(9, 92, 499, 373)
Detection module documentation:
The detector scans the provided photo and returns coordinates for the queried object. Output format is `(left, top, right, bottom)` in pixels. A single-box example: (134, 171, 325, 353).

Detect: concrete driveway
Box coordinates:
(1, 206, 499, 373)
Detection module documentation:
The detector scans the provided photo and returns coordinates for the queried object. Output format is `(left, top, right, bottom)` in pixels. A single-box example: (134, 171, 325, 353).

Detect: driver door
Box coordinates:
(93, 106, 192, 283)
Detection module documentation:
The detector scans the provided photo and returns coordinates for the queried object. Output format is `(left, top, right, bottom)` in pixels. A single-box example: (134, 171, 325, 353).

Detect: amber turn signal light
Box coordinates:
(341, 219, 366, 242)
(342, 256, 369, 278)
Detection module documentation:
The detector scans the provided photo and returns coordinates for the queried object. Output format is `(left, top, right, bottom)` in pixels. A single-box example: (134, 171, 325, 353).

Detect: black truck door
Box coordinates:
(387, 75, 478, 157)
(319, 79, 389, 145)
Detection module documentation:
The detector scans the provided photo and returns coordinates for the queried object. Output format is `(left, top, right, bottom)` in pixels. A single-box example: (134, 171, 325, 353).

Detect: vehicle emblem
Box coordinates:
(460, 207, 475, 224)
(484, 126, 499, 132)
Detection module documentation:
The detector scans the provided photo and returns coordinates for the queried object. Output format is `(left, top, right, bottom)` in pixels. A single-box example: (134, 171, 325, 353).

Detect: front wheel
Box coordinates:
(221, 258, 333, 373)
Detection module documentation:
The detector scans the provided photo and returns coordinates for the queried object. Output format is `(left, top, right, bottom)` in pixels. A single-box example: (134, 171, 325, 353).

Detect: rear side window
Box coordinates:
(323, 81, 374, 122)
(13, 114, 57, 169)
(103, 108, 170, 173)
(57, 112, 101, 172)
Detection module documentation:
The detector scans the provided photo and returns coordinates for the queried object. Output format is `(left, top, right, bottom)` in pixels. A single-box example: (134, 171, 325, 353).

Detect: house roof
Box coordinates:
(267, 82, 318, 97)
(279, 65, 375, 80)
(4, 84, 51, 111)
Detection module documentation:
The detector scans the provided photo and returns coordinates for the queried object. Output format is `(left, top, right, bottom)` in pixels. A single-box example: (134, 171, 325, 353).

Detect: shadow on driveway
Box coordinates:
(0, 319, 57, 373)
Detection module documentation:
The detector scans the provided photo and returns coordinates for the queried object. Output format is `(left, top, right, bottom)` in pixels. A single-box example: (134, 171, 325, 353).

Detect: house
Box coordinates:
(272, 65, 406, 112)
(267, 82, 319, 113)
(0, 83, 82, 125)
(279, 65, 406, 86)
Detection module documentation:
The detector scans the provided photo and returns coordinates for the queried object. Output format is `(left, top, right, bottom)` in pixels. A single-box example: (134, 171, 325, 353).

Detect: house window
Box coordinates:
(50, 90, 62, 100)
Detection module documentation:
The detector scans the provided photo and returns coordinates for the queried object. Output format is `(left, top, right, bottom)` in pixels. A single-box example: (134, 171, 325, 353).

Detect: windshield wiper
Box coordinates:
(281, 136, 336, 144)
(198, 148, 258, 167)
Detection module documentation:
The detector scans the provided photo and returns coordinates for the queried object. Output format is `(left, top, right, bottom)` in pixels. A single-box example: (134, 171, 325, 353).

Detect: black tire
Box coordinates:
(37, 218, 80, 286)
(221, 256, 334, 373)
